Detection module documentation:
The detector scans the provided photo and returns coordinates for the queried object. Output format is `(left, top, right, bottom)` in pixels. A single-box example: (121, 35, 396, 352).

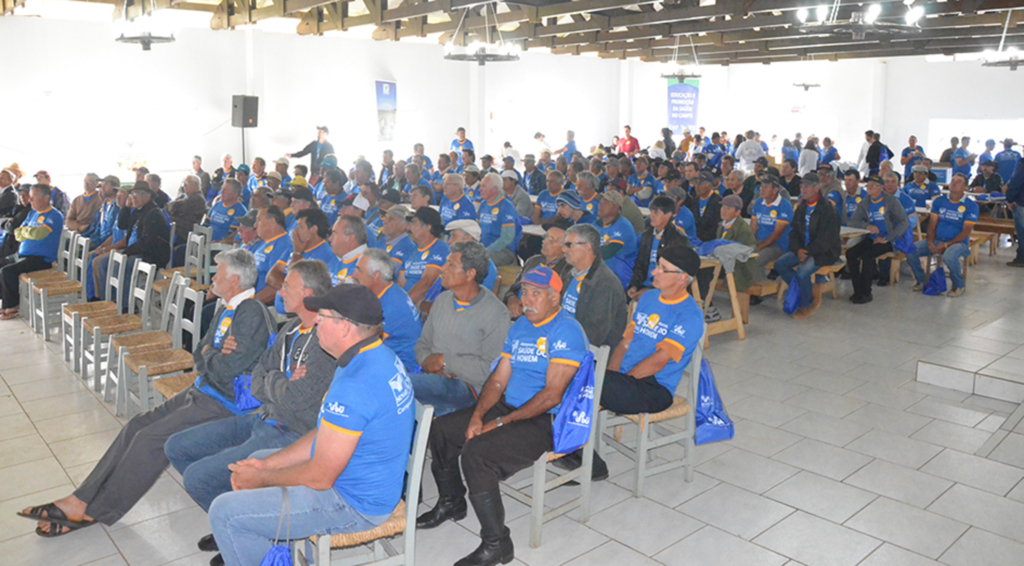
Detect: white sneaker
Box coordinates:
(912, 282, 923, 292)
(947, 287, 964, 298)
(704, 305, 722, 323)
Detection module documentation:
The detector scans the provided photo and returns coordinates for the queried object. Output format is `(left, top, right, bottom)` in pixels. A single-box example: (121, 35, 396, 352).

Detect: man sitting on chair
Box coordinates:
(905, 172, 978, 297)
(209, 284, 415, 566)
(18, 249, 272, 537)
(417, 267, 589, 566)
(0, 183, 64, 319)
(164, 260, 335, 565)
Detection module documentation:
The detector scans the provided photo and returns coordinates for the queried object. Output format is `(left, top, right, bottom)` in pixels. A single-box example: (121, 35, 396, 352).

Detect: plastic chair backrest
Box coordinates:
(128, 261, 157, 331)
(183, 232, 204, 284)
(179, 284, 205, 353)
(167, 222, 177, 269)
(157, 273, 188, 341)
(57, 230, 76, 277)
(403, 401, 435, 561)
(191, 224, 213, 285)
(673, 323, 706, 408)
(70, 235, 91, 287)
(587, 344, 610, 442)
(106, 251, 128, 309)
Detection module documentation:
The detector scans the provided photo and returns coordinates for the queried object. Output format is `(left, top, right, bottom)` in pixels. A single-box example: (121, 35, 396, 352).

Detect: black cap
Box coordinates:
(755, 156, 769, 166)
(380, 189, 402, 205)
(317, 125, 330, 134)
(237, 209, 259, 228)
(275, 188, 293, 201)
(759, 174, 783, 189)
(303, 284, 383, 326)
(544, 217, 573, 232)
(864, 175, 883, 185)
(696, 171, 716, 185)
(291, 186, 315, 202)
(130, 181, 154, 196)
(658, 242, 701, 277)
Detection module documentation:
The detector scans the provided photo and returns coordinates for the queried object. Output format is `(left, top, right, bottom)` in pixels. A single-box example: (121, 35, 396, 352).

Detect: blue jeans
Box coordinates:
(209, 450, 390, 566)
(1015, 206, 1024, 262)
(164, 414, 300, 511)
(774, 252, 818, 309)
(906, 240, 971, 290)
(409, 373, 478, 417)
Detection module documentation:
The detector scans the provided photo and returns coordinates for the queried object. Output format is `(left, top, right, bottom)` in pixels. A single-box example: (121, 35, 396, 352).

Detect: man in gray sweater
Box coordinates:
(21, 249, 272, 536)
(162, 260, 335, 562)
(413, 240, 511, 416)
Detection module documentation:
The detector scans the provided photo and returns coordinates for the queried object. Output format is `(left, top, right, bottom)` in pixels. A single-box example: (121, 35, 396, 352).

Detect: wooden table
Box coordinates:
(689, 255, 757, 348)
(527, 194, 650, 215)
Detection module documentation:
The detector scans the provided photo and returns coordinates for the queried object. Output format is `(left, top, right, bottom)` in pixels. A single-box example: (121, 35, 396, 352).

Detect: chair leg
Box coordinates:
(137, 366, 151, 414)
(61, 314, 71, 364)
(318, 535, 331, 566)
(579, 443, 594, 524)
(530, 456, 546, 549)
(92, 330, 103, 395)
(634, 416, 651, 498)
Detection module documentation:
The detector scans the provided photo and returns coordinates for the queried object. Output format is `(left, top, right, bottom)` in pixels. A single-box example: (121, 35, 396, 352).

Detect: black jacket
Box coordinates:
(1, 203, 31, 258)
(630, 222, 690, 291)
(790, 198, 842, 267)
(687, 192, 723, 243)
(119, 201, 171, 267)
(573, 256, 628, 350)
(291, 140, 335, 176)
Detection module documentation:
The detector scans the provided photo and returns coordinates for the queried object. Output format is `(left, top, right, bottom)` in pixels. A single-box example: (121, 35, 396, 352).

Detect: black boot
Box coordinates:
(197, 533, 218, 552)
(416, 466, 468, 529)
(455, 490, 514, 566)
(554, 448, 609, 482)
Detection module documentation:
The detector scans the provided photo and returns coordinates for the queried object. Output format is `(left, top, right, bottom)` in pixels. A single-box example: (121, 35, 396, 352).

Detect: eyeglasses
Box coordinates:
(563, 242, 587, 248)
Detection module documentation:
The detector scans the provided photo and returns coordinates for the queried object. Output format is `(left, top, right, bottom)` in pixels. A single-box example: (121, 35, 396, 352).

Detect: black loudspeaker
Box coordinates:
(231, 95, 259, 128)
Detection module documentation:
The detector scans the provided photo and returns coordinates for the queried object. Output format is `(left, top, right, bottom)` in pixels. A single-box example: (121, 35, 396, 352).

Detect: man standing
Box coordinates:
(952, 136, 977, 179)
(995, 139, 1021, 182)
(416, 267, 589, 566)
(412, 240, 510, 416)
(191, 155, 212, 198)
(735, 130, 766, 172)
(617, 125, 640, 156)
(65, 173, 105, 245)
(451, 127, 475, 163)
(901, 136, 926, 181)
(775, 175, 842, 319)
(847, 175, 909, 304)
(1005, 157, 1024, 267)
(906, 173, 978, 295)
(209, 284, 414, 566)
(286, 126, 334, 177)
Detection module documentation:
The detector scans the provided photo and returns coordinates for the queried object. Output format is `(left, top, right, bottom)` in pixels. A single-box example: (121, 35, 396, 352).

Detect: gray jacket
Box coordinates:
(849, 192, 910, 243)
(509, 186, 533, 218)
(416, 287, 511, 390)
(194, 298, 272, 399)
(250, 318, 337, 434)
(571, 256, 628, 350)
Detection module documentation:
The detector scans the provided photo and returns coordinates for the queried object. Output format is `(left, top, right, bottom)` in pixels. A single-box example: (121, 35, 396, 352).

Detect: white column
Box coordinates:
(469, 63, 487, 154)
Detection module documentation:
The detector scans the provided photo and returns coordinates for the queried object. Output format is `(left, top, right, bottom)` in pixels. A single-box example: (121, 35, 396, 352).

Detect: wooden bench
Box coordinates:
(973, 219, 1015, 255)
(776, 261, 846, 307)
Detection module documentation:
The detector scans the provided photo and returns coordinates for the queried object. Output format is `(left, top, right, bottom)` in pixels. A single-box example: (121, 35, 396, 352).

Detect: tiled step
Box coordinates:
(918, 355, 1024, 404)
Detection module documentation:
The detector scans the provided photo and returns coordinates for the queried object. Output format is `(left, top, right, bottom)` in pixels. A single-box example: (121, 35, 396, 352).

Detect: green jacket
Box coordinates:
(716, 217, 757, 293)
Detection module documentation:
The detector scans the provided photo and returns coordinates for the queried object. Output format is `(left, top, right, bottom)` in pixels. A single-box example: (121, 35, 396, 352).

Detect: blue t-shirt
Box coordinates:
(995, 150, 1022, 181)
(627, 172, 661, 207)
(894, 190, 918, 228)
(252, 233, 293, 293)
(673, 207, 700, 246)
(931, 195, 979, 243)
(479, 196, 521, 254)
(451, 138, 475, 163)
(315, 339, 415, 516)
(952, 147, 972, 178)
(703, 143, 727, 168)
(903, 181, 942, 208)
(275, 240, 335, 314)
(535, 189, 564, 220)
(19, 207, 64, 262)
(846, 188, 866, 221)
(867, 197, 888, 238)
(98, 198, 119, 243)
(378, 234, 417, 272)
(579, 193, 600, 218)
(644, 231, 662, 287)
(600, 215, 638, 269)
(319, 193, 344, 227)
(378, 283, 422, 372)
(752, 197, 794, 251)
(562, 140, 578, 155)
(902, 146, 925, 180)
(207, 201, 246, 241)
(619, 290, 704, 393)
(327, 250, 362, 286)
(284, 210, 297, 235)
(439, 194, 477, 225)
(561, 272, 586, 315)
(500, 308, 589, 412)
(403, 178, 432, 195)
(819, 146, 839, 165)
(402, 238, 448, 292)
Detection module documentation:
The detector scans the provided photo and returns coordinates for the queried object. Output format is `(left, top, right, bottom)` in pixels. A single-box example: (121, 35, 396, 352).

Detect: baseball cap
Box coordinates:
(102, 175, 121, 187)
(503, 156, 515, 164)
(521, 266, 564, 293)
(754, 157, 769, 167)
(288, 176, 309, 188)
(131, 181, 154, 196)
(303, 284, 383, 326)
(320, 155, 338, 170)
(236, 164, 251, 175)
(864, 175, 883, 185)
(912, 165, 928, 173)
(237, 209, 259, 228)
(760, 174, 783, 189)
(291, 186, 315, 202)
(352, 195, 371, 212)
(601, 191, 627, 208)
(696, 171, 716, 185)
(275, 157, 290, 166)
(317, 125, 330, 134)
(802, 172, 821, 185)
(500, 170, 518, 181)
(556, 191, 582, 210)
(816, 163, 834, 171)
(267, 171, 283, 182)
(722, 194, 743, 210)
(658, 242, 701, 277)
(380, 189, 402, 205)
(446, 219, 482, 241)
(274, 189, 293, 201)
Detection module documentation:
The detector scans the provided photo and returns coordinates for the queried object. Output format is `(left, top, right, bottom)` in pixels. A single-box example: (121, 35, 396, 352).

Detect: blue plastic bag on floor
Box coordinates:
(783, 276, 801, 314)
(923, 267, 947, 296)
(552, 350, 595, 454)
(695, 360, 734, 445)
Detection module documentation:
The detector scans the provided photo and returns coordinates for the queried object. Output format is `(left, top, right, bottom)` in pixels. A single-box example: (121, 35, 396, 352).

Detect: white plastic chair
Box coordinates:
(294, 402, 434, 566)
(31, 233, 90, 341)
(62, 251, 128, 377)
(21, 228, 75, 328)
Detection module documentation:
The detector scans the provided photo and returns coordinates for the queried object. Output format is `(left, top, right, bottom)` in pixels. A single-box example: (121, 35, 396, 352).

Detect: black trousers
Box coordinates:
(600, 371, 674, 415)
(696, 267, 716, 307)
(429, 400, 553, 496)
(845, 238, 893, 297)
(0, 254, 51, 309)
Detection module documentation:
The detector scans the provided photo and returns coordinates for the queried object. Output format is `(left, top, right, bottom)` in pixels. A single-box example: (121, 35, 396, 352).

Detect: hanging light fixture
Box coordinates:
(442, 3, 520, 65)
(798, 1, 923, 41)
(115, 0, 175, 50)
(661, 35, 702, 80)
(982, 10, 1021, 70)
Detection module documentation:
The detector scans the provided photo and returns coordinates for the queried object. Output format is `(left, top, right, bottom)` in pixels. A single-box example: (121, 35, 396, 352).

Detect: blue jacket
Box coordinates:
(1006, 158, 1024, 207)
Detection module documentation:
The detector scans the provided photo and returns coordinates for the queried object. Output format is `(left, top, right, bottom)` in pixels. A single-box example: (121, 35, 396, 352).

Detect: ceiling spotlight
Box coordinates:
(797, 8, 809, 23)
(816, 5, 829, 22)
(865, 4, 882, 24)
(905, 6, 924, 25)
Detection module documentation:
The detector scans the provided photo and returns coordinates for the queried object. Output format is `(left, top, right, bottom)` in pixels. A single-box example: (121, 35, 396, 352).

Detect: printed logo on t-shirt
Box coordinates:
(635, 311, 669, 339)
(228, 209, 236, 216)
(491, 207, 499, 215)
(421, 251, 429, 260)
(454, 203, 461, 210)
(536, 336, 548, 357)
(389, 358, 414, 413)
(264, 246, 274, 254)
(646, 313, 661, 330)
(325, 402, 347, 417)
(769, 210, 777, 218)
(958, 206, 966, 213)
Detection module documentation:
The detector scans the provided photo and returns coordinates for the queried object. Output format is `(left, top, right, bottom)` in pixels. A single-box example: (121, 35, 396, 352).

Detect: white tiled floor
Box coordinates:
(2, 243, 1024, 566)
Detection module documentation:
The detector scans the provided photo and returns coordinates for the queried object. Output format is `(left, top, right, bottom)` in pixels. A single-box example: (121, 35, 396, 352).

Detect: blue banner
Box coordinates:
(667, 78, 699, 135)
(375, 80, 396, 142)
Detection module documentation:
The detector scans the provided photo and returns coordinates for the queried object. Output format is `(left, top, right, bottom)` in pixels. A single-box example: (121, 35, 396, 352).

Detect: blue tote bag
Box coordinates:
(923, 267, 947, 296)
(259, 487, 292, 566)
(695, 360, 734, 445)
(783, 276, 801, 314)
(552, 351, 596, 454)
